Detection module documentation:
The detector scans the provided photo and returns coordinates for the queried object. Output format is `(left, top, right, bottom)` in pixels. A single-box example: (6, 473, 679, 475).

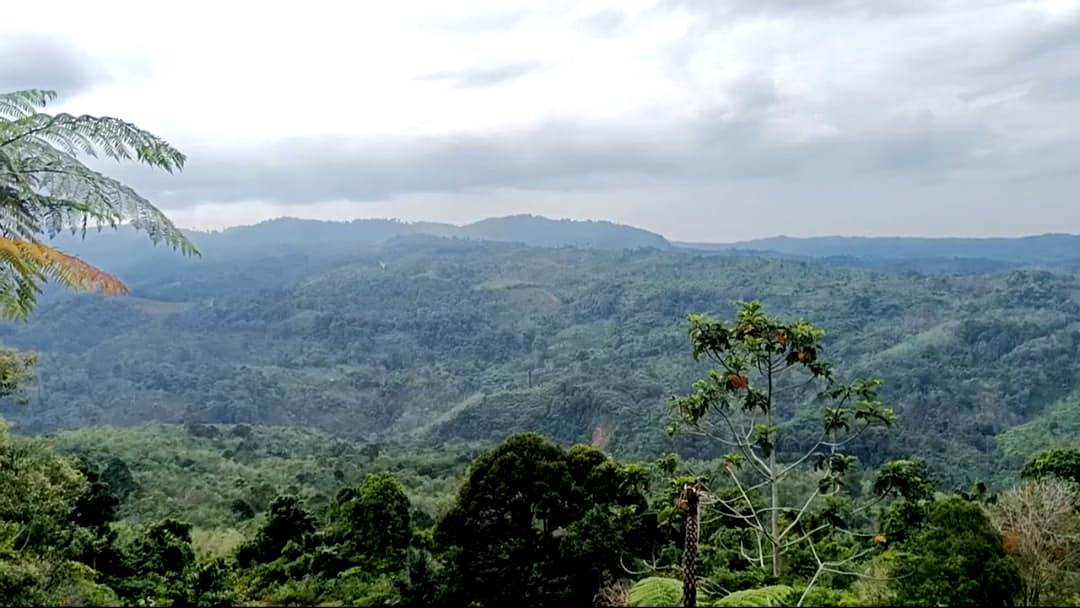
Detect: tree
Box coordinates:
(890, 496, 1022, 606)
(1022, 448, 1080, 486)
(991, 479, 1080, 605)
(435, 433, 656, 607)
(874, 459, 937, 547)
(670, 301, 895, 579)
(236, 495, 316, 567)
(0, 348, 35, 402)
(116, 518, 197, 605)
(0, 89, 195, 319)
(0, 419, 99, 605)
(0, 420, 86, 549)
(326, 473, 411, 573)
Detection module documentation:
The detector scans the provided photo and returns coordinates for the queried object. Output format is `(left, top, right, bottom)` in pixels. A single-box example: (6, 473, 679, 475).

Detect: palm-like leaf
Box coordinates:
(0, 238, 127, 318)
(711, 585, 794, 607)
(0, 89, 195, 318)
(628, 577, 683, 607)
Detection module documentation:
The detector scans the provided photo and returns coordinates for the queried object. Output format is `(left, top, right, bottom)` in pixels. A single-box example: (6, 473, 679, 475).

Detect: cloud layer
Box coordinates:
(0, 35, 105, 95)
(3, 0, 1080, 240)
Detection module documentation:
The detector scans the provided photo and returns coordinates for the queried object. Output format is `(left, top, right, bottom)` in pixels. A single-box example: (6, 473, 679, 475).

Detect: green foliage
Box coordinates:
(0, 414, 1061, 606)
(711, 584, 794, 607)
(436, 433, 658, 606)
(45, 424, 472, 531)
(628, 576, 682, 607)
(874, 459, 936, 502)
(1000, 397, 1080, 461)
(116, 518, 197, 604)
(0, 419, 130, 605)
(4, 233, 1079, 488)
(236, 495, 316, 566)
(628, 580, 796, 608)
(326, 473, 411, 573)
(0, 89, 195, 318)
(889, 496, 1023, 606)
(1022, 448, 1080, 485)
(0, 419, 86, 548)
(0, 347, 35, 401)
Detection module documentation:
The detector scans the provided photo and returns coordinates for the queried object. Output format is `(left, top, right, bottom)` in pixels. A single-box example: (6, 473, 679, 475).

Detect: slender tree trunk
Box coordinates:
(768, 364, 780, 578)
(770, 453, 779, 577)
(683, 485, 700, 608)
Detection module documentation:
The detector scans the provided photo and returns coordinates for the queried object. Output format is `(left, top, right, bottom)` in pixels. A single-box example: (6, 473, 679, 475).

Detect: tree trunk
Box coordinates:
(768, 365, 781, 578)
(770, 453, 780, 577)
(683, 485, 700, 608)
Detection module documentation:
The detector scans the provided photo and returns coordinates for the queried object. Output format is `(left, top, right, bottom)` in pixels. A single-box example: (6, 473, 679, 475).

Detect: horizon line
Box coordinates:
(169, 213, 1080, 244)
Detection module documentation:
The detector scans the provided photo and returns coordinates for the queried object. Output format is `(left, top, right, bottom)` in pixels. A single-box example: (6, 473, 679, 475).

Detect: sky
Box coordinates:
(2, 0, 1080, 242)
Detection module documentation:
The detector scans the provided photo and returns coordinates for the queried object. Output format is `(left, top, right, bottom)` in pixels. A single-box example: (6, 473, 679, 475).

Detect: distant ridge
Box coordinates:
(458, 214, 671, 250)
(198, 214, 671, 251)
(48, 214, 1080, 269)
(676, 233, 1080, 263)
(49, 214, 673, 263)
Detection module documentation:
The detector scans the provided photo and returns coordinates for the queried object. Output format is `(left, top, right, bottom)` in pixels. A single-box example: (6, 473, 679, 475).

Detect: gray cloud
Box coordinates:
(0, 35, 104, 95)
(111, 107, 995, 208)
(417, 62, 547, 88)
(60, 1, 1080, 238)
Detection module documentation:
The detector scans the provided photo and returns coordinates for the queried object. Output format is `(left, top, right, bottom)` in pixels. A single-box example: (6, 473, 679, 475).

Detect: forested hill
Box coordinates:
(2, 217, 1080, 487)
(120, 214, 672, 259)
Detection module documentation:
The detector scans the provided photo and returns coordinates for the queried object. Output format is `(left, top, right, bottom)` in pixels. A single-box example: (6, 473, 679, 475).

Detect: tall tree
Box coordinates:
(435, 433, 657, 607)
(236, 495, 317, 567)
(670, 301, 895, 579)
(890, 496, 1022, 606)
(0, 89, 195, 319)
(326, 473, 411, 573)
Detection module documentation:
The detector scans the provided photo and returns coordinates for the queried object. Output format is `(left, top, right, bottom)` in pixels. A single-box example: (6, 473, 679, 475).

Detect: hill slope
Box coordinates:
(4, 222, 1080, 487)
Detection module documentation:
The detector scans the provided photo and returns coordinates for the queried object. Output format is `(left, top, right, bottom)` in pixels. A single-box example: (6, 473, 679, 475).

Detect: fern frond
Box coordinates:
(629, 577, 683, 607)
(711, 585, 794, 607)
(1, 122, 198, 255)
(0, 90, 55, 120)
(0, 112, 185, 172)
(0, 237, 127, 319)
(0, 89, 192, 316)
(0, 189, 42, 241)
(29, 241, 128, 295)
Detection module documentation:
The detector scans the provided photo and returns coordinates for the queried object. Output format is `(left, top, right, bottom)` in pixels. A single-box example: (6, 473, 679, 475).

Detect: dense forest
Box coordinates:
(4, 218, 1080, 488)
(4, 395, 1079, 604)
(0, 217, 1076, 604)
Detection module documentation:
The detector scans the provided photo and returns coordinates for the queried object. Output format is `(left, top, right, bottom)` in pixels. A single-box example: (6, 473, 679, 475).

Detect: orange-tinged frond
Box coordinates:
(0, 237, 128, 295)
(32, 242, 128, 295)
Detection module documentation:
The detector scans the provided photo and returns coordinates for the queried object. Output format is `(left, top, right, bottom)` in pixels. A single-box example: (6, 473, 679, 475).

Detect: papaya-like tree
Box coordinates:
(670, 301, 896, 584)
(0, 89, 195, 319)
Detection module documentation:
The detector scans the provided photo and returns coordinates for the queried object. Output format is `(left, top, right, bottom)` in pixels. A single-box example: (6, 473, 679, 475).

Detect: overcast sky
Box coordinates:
(3, 0, 1080, 241)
